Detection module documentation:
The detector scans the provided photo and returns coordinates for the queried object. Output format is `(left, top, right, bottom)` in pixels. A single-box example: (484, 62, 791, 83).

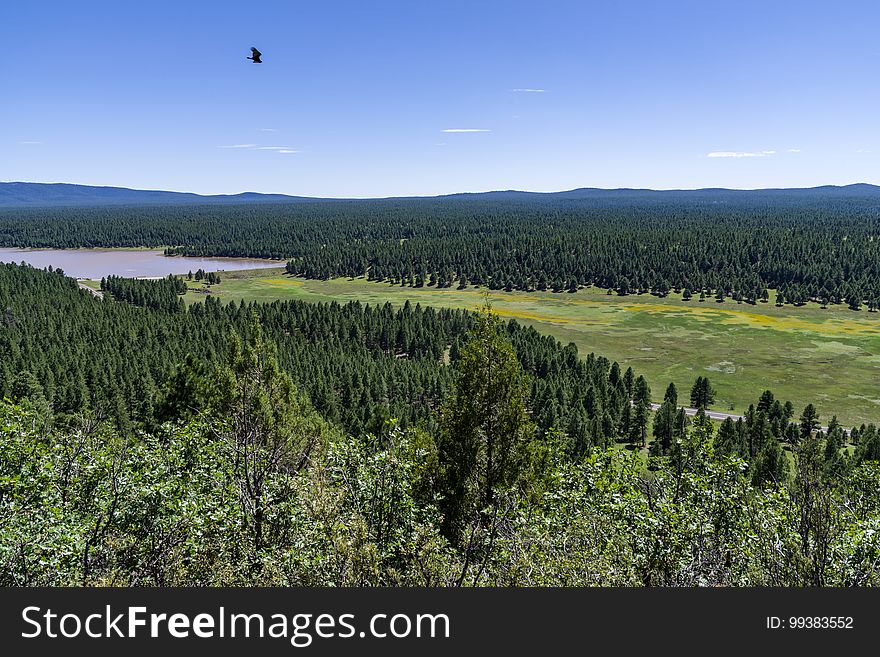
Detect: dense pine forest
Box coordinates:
(3, 193, 880, 307)
(3, 262, 880, 586)
(0, 263, 636, 448)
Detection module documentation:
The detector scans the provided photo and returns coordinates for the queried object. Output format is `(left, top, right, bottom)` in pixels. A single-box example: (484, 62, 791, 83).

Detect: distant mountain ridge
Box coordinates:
(0, 182, 317, 207)
(1, 181, 879, 207)
(440, 183, 880, 201)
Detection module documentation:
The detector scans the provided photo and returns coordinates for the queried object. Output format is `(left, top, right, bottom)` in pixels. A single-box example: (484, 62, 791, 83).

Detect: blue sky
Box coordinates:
(3, 0, 878, 197)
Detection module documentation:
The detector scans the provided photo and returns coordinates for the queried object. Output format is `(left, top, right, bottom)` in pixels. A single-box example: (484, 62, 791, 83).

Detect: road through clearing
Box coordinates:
(650, 403, 839, 434)
(77, 280, 103, 299)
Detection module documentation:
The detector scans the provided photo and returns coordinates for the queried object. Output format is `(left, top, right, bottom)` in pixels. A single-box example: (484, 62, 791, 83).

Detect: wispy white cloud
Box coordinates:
(219, 143, 299, 153)
(707, 150, 776, 158)
(856, 148, 872, 154)
(259, 128, 277, 132)
(787, 148, 802, 153)
(511, 88, 545, 93)
(442, 128, 491, 133)
(19, 140, 41, 144)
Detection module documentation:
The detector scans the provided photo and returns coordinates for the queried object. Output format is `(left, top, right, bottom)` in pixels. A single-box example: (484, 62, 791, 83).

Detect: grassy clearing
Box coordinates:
(176, 273, 880, 427)
(78, 278, 102, 291)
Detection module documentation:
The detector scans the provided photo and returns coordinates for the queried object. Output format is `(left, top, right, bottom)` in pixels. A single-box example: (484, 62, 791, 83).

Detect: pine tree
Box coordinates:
(757, 390, 775, 415)
(690, 376, 716, 409)
(823, 416, 847, 476)
(748, 409, 771, 458)
(630, 375, 652, 448)
(217, 314, 331, 552)
(623, 366, 635, 397)
(651, 382, 678, 455)
(751, 438, 788, 487)
(436, 306, 536, 542)
(11, 370, 45, 404)
(799, 404, 820, 440)
(715, 417, 746, 458)
(855, 426, 880, 463)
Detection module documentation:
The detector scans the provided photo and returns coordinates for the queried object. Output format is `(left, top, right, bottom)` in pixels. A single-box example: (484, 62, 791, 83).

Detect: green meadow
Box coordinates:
(178, 268, 880, 428)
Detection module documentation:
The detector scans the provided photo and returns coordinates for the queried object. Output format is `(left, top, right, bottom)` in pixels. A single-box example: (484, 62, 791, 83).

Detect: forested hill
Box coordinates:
(0, 262, 632, 449)
(2, 181, 879, 207)
(440, 183, 880, 201)
(0, 182, 313, 207)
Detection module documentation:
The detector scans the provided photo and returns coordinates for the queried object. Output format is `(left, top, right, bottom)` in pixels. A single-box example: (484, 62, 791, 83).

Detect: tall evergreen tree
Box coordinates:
(751, 437, 788, 487)
(690, 376, 716, 409)
(436, 307, 536, 542)
(651, 382, 679, 456)
(630, 376, 652, 449)
(799, 404, 820, 440)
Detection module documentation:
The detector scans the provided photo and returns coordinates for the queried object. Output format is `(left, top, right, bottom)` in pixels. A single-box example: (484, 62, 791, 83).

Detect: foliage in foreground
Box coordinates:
(3, 312, 880, 587)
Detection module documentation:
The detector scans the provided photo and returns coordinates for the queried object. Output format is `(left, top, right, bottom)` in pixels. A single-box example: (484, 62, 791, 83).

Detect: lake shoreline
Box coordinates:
(0, 247, 285, 280)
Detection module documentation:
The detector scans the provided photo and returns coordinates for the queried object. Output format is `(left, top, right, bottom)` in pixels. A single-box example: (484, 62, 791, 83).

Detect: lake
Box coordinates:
(0, 248, 284, 279)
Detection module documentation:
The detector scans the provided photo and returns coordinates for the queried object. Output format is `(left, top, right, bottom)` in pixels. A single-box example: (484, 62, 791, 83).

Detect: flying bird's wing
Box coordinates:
(251, 48, 261, 57)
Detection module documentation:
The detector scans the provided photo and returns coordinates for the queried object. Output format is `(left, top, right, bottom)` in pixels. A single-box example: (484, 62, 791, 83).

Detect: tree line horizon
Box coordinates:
(2, 194, 879, 308)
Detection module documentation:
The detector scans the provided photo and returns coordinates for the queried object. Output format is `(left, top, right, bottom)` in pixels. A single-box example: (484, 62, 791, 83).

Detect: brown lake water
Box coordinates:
(0, 248, 283, 279)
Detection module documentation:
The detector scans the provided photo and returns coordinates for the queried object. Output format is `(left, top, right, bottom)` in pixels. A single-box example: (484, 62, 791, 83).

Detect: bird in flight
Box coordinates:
(247, 47, 262, 63)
